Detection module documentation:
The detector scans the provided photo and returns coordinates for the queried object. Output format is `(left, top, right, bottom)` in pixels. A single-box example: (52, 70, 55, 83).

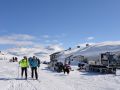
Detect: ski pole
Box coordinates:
(37, 66, 40, 80)
(18, 65, 20, 78)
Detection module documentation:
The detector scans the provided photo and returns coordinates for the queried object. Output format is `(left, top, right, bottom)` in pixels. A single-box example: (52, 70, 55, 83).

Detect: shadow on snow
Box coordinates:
(0, 78, 32, 81)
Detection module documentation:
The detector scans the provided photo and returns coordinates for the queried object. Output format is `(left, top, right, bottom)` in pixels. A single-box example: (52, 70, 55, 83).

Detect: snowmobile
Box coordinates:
(54, 62, 64, 73)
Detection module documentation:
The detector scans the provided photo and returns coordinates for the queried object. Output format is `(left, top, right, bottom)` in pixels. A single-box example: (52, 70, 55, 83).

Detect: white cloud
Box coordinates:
(11, 34, 35, 40)
(58, 43, 63, 46)
(87, 37, 95, 40)
(45, 44, 64, 51)
(45, 40, 51, 43)
(6, 43, 64, 61)
(53, 40, 59, 43)
(0, 34, 64, 58)
(45, 40, 59, 43)
(55, 33, 66, 38)
(42, 35, 50, 39)
(0, 34, 35, 46)
(0, 33, 64, 47)
(0, 34, 35, 40)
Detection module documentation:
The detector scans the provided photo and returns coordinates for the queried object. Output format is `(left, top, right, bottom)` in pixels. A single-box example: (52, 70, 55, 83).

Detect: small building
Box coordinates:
(48, 52, 61, 70)
(73, 55, 85, 61)
(64, 55, 87, 66)
(50, 52, 60, 61)
(72, 55, 86, 65)
(64, 55, 73, 65)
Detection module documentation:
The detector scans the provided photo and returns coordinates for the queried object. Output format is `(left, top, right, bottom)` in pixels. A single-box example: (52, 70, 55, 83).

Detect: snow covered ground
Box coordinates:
(0, 60, 120, 90)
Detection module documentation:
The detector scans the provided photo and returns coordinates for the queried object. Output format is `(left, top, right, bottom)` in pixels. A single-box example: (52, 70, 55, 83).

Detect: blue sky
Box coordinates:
(0, 0, 120, 50)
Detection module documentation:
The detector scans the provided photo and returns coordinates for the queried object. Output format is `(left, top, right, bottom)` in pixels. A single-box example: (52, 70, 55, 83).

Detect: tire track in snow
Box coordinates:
(38, 67, 74, 90)
(7, 80, 40, 90)
(26, 80, 40, 90)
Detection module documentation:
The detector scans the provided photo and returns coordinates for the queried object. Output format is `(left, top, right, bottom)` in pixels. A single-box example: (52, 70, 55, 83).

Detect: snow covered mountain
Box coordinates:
(2, 41, 120, 62)
(75, 41, 120, 57)
(4, 44, 63, 61)
(57, 41, 120, 62)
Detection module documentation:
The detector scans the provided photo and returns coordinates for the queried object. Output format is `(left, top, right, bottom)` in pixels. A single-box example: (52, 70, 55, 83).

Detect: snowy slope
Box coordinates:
(4, 45, 63, 61)
(3, 41, 120, 62)
(0, 60, 120, 90)
(0, 52, 15, 60)
(57, 41, 120, 62)
(75, 41, 120, 57)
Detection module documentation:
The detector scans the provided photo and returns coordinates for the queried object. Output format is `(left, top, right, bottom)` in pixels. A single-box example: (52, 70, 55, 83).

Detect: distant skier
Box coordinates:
(29, 56, 40, 80)
(19, 56, 29, 79)
(15, 57, 18, 62)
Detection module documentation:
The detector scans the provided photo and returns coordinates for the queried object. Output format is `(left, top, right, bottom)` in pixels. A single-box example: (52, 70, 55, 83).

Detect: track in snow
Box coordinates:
(0, 60, 120, 90)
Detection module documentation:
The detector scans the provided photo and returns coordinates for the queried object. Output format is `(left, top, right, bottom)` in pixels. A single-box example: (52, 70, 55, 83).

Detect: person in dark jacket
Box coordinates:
(63, 64, 71, 74)
(29, 56, 40, 80)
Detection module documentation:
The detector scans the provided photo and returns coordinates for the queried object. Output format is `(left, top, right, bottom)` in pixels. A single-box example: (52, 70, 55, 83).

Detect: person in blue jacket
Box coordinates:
(28, 56, 40, 80)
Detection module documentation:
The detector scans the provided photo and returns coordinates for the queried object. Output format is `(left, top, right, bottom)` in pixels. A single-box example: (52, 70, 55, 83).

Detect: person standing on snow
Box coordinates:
(29, 56, 40, 80)
(19, 56, 29, 79)
(63, 60, 71, 75)
(63, 64, 71, 74)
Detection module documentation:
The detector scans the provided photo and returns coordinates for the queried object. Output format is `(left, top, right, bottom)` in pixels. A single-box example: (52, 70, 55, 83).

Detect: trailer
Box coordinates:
(88, 52, 120, 74)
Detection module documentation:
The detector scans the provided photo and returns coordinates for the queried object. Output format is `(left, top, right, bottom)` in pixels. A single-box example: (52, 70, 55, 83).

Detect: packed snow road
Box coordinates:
(0, 60, 120, 90)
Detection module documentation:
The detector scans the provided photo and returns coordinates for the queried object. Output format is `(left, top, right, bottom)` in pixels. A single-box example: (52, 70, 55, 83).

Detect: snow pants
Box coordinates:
(21, 67, 27, 79)
(31, 67, 38, 79)
(63, 68, 70, 74)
